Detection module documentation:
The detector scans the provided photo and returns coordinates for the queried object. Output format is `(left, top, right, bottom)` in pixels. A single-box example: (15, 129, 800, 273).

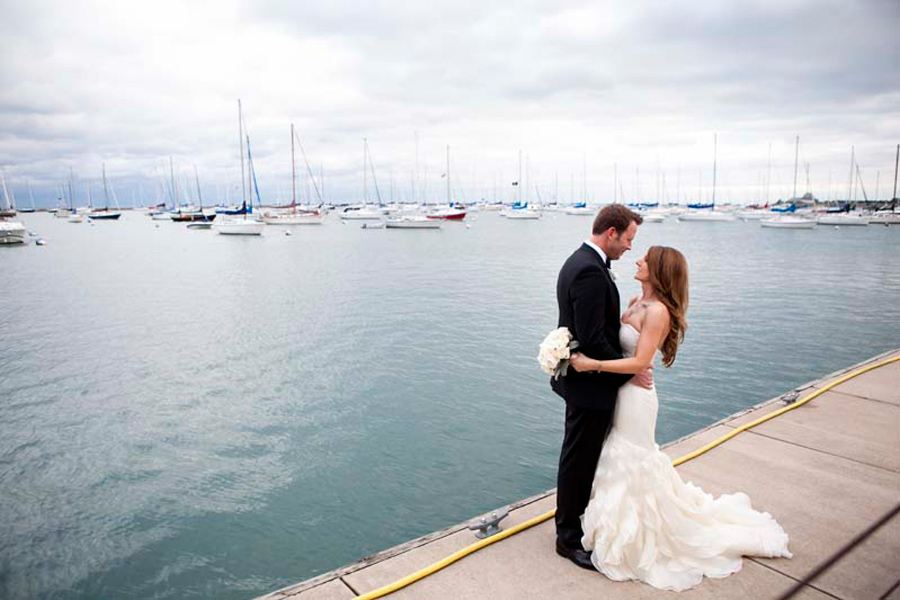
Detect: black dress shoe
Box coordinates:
(555, 540, 596, 571)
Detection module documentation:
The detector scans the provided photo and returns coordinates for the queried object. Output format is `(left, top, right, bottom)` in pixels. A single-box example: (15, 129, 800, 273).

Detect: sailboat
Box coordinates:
(342, 138, 385, 221)
(762, 136, 816, 229)
(0, 172, 16, 218)
(17, 181, 37, 213)
(218, 100, 265, 236)
(502, 151, 541, 219)
(263, 124, 326, 225)
(88, 164, 123, 220)
(870, 144, 900, 225)
(816, 146, 869, 226)
(423, 146, 466, 221)
(0, 173, 26, 243)
(678, 135, 736, 222)
(173, 163, 216, 224)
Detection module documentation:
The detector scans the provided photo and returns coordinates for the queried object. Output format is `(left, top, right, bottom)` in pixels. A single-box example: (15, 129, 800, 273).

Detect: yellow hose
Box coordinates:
(355, 354, 899, 600)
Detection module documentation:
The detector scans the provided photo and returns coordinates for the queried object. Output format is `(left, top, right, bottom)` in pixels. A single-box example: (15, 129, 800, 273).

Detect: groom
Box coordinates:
(551, 203, 649, 570)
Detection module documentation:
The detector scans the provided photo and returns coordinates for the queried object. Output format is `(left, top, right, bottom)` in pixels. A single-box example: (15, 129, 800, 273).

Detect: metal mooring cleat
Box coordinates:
(467, 507, 509, 539)
(780, 390, 800, 404)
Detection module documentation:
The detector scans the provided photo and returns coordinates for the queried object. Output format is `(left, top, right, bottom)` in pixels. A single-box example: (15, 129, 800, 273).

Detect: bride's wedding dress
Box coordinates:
(580, 323, 792, 591)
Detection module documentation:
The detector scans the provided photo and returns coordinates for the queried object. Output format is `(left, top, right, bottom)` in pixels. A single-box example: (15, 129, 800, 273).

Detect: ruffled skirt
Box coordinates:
(580, 386, 792, 591)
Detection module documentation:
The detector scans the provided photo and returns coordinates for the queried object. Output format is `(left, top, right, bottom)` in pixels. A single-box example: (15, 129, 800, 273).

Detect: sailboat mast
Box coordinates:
(892, 144, 899, 202)
(363, 138, 368, 205)
(103, 163, 111, 208)
(613, 163, 618, 204)
(414, 131, 419, 205)
(792, 135, 799, 200)
(847, 146, 855, 202)
(68, 168, 75, 209)
(518, 150, 522, 205)
(194, 165, 203, 209)
(711, 133, 718, 207)
(169, 157, 177, 208)
(291, 123, 296, 208)
(766, 143, 772, 205)
(446, 145, 450, 205)
(239, 100, 247, 207)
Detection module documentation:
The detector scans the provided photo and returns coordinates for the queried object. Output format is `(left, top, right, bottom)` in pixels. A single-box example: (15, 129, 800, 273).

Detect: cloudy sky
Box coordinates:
(1, 0, 898, 207)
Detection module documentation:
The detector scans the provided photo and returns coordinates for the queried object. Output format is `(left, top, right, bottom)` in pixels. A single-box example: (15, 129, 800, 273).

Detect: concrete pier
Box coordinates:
(258, 350, 900, 600)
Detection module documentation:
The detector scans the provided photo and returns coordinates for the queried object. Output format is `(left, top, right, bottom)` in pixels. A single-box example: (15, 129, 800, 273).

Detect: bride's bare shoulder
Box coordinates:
(645, 301, 670, 324)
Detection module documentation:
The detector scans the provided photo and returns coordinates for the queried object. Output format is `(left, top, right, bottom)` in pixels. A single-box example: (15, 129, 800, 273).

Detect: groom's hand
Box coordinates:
(631, 367, 654, 389)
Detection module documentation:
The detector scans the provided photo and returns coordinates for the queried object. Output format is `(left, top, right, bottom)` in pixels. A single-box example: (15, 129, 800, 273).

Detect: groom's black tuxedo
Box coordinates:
(553, 242, 631, 552)
(551, 243, 631, 409)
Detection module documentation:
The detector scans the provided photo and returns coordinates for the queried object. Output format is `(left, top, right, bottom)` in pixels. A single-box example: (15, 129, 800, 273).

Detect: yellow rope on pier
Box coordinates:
(354, 354, 899, 600)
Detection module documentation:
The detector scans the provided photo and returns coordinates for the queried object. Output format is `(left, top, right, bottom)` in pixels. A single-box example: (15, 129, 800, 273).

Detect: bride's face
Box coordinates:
(634, 255, 650, 282)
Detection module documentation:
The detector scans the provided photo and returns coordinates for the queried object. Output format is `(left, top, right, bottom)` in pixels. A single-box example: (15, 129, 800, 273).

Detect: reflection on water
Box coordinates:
(1, 212, 898, 598)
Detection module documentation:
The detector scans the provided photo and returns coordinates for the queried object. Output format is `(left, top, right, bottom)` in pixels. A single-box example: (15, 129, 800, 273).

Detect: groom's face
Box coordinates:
(607, 221, 638, 260)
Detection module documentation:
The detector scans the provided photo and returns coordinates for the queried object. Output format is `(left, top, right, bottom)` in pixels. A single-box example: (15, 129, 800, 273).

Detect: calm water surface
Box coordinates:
(1, 211, 898, 599)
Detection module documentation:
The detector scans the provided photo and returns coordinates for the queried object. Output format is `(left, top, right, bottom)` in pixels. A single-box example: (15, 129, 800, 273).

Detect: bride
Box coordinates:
(569, 245, 792, 591)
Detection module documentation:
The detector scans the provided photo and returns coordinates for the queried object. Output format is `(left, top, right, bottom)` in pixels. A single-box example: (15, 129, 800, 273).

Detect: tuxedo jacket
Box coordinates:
(551, 243, 631, 409)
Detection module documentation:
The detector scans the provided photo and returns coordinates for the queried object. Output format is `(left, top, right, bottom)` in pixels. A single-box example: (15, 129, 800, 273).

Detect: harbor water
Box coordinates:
(1, 211, 898, 599)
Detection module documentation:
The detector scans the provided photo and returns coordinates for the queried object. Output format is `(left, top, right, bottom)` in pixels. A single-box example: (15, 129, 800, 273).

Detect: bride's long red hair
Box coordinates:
(646, 246, 689, 367)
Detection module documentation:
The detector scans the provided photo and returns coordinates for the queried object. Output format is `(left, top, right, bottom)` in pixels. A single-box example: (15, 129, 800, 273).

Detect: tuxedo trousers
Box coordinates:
(556, 402, 615, 550)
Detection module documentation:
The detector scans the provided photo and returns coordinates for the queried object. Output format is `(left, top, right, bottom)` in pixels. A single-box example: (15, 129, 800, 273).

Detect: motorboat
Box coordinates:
(186, 222, 213, 230)
(340, 206, 384, 220)
(0, 219, 27, 244)
(171, 210, 216, 223)
(87, 209, 122, 220)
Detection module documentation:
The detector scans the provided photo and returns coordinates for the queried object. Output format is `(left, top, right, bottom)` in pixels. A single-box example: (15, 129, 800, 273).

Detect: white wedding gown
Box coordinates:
(580, 323, 792, 591)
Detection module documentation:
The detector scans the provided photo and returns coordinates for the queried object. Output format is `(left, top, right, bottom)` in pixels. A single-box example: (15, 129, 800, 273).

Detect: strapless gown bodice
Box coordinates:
(580, 322, 792, 591)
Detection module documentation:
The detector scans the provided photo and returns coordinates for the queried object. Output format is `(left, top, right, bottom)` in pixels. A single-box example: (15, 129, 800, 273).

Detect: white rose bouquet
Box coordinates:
(538, 327, 580, 380)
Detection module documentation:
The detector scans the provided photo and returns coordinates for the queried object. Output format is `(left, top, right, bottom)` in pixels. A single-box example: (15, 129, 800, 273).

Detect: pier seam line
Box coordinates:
(824, 388, 900, 407)
(349, 354, 900, 600)
(736, 428, 900, 474)
(340, 576, 360, 596)
(746, 559, 842, 600)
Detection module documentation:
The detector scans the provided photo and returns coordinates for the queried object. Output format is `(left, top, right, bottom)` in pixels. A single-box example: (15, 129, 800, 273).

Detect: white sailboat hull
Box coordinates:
(869, 213, 900, 225)
(262, 213, 326, 225)
(760, 217, 817, 229)
(678, 211, 737, 222)
(503, 209, 541, 219)
(640, 213, 666, 223)
(385, 217, 441, 229)
(817, 214, 869, 226)
(217, 220, 265, 235)
(564, 207, 594, 216)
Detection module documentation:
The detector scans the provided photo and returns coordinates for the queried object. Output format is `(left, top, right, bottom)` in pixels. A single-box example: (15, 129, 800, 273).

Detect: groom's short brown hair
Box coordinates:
(592, 204, 643, 235)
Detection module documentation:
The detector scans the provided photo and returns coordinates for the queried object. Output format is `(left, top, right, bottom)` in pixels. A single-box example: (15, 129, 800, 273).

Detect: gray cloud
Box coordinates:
(0, 0, 897, 205)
